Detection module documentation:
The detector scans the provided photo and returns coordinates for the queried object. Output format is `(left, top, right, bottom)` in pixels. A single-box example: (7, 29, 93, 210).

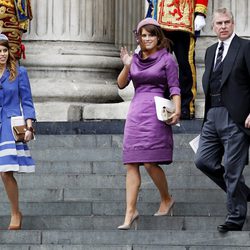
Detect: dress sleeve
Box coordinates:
(18, 66, 36, 120)
(164, 54, 181, 97)
(117, 71, 131, 90)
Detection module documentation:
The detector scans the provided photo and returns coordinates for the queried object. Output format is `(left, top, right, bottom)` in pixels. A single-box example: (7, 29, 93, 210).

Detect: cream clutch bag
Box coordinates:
(154, 96, 175, 122)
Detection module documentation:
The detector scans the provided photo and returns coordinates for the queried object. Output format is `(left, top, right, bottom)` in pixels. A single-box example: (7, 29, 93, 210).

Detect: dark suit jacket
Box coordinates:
(202, 35, 250, 136)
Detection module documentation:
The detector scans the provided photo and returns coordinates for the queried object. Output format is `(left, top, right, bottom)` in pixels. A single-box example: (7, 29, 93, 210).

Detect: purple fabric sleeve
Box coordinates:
(164, 54, 181, 97)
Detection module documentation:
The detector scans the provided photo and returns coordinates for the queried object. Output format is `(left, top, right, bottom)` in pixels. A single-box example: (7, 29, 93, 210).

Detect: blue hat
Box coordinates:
(0, 34, 9, 41)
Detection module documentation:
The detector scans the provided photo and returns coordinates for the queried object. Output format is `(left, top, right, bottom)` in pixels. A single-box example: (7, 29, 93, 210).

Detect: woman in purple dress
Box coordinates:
(117, 18, 181, 230)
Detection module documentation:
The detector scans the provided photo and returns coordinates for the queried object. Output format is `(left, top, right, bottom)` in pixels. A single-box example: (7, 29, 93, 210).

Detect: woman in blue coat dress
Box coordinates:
(0, 34, 36, 230)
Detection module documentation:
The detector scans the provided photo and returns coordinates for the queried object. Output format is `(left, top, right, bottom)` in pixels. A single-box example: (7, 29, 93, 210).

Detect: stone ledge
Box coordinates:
(34, 120, 203, 135)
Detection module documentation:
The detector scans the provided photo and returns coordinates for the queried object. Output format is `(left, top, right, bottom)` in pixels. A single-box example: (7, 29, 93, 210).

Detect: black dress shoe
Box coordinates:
(247, 194, 250, 202)
(217, 222, 242, 233)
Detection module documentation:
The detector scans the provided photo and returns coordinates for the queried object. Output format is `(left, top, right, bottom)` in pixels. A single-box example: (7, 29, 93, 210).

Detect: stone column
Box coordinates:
(115, 0, 145, 51)
(115, 0, 145, 105)
(81, 0, 145, 120)
(22, 0, 122, 121)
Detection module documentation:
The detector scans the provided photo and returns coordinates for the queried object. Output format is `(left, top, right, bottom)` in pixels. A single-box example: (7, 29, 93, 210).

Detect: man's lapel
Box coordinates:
(203, 44, 217, 95)
(221, 35, 240, 86)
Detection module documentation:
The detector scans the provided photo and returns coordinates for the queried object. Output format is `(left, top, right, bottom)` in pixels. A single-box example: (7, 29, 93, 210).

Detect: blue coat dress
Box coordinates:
(0, 66, 36, 172)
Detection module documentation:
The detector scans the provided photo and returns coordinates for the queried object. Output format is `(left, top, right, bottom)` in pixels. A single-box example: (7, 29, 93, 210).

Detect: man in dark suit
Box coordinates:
(195, 7, 250, 233)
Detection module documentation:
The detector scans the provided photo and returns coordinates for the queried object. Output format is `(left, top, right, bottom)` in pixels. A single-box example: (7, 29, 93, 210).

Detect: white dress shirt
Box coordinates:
(214, 33, 235, 67)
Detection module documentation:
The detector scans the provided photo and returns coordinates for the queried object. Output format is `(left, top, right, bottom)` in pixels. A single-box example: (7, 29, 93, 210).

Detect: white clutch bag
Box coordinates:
(154, 96, 175, 121)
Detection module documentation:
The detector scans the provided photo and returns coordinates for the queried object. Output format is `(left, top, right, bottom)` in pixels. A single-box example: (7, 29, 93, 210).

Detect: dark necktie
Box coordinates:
(214, 42, 224, 71)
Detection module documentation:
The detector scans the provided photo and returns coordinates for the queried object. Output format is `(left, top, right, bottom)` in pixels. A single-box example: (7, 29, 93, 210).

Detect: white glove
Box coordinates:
(194, 15, 206, 31)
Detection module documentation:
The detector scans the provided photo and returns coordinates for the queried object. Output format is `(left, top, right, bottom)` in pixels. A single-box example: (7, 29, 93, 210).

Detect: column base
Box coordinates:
(22, 41, 123, 121)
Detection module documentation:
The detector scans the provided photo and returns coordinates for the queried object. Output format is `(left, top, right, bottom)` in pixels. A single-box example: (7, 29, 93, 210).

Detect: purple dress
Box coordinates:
(123, 48, 180, 164)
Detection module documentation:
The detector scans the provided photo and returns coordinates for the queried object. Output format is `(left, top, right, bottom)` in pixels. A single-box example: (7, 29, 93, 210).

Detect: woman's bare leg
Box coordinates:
(144, 163, 173, 213)
(1, 172, 22, 228)
(122, 163, 141, 225)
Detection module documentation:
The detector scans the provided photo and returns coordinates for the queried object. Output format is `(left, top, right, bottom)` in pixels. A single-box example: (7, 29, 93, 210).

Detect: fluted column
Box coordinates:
(22, 0, 121, 121)
(115, 0, 145, 51)
(114, 0, 145, 103)
(27, 0, 115, 42)
(80, 0, 145, 120)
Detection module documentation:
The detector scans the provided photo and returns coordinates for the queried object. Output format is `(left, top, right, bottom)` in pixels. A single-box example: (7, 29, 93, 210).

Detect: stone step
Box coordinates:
(30, 147, 122, 162)
(0, 188, 228, 203)
(0, 245, 249, 250)
(29, 134, 198, 149)
(34, 120, 202, 135)
(0, 245, 133, 250)
(134, 247, 250, 250)
(0, 121, 249, 249)
(1, 215, 250, 231)
(4, 174, 249, 190)
(26, 160, 198, 177)
(29, 134, 250, 153)
(32, 230, 250, 246)
(0, 230, 250, 247)
(33, 160, 250, 177)
(29, 147, 199, 162)
(27, 134, 250, 163)
(0, 201, 235, 216)
(29, 134, 124, 150)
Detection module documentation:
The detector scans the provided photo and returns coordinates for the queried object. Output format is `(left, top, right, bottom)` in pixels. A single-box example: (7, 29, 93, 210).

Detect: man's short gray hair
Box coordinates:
(212, 8, 234, 27)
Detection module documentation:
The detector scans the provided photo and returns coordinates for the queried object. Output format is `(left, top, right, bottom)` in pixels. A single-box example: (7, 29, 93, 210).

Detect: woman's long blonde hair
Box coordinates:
(0, 40, 17, 81)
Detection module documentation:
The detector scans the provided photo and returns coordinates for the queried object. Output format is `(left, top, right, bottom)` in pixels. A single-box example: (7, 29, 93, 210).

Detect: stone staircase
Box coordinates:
(0, 120, 250, 250)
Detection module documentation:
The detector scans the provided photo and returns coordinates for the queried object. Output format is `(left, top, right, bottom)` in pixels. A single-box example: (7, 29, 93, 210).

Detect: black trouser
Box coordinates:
(163, 31, 196, 117)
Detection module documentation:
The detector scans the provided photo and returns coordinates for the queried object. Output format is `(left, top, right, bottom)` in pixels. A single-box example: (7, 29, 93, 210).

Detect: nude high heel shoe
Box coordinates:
(154, 198, 175, 216)
(117, 211, 139, 230)
(8, 212, 22, 230)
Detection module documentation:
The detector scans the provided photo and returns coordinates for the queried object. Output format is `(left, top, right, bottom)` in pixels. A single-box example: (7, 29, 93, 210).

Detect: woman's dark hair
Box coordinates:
(137, 24, 172, 52)
(0, 40, 17, 81)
